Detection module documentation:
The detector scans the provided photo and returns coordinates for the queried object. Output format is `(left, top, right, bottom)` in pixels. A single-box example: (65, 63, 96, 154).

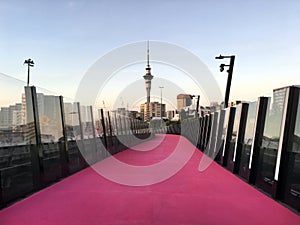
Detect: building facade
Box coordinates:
(177, 94, 192, 111)
(140, 101, 166, 121)
(0, 103, 22, 129)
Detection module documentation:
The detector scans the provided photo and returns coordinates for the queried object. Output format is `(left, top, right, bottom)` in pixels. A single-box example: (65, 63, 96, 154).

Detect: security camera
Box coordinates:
(220, 64, 225, 72)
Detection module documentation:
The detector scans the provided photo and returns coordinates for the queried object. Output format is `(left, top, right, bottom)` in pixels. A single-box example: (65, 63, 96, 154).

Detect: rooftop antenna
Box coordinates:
(147, 40, 150, 68)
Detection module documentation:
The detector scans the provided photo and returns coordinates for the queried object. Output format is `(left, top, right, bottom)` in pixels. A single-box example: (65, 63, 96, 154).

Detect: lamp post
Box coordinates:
(159, 86, 164, 123)
(24, 58, 34, 86)
(215, 55, 235, 108)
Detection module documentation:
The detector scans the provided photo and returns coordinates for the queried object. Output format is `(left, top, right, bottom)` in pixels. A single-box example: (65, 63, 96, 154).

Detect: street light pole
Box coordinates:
(24, 58, 34, 86)
(215, 55, 235, 108)
(159, 86, 164, 121)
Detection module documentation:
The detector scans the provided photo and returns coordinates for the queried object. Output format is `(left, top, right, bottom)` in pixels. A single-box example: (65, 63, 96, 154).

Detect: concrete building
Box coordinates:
(129, 110, 138, 119)
(272, 86, 288, 113)
(0, 107, 10, 129)
(177, 94, 192, 111)
(63, 102, 74, 126)
(37, 94, 62, 141)
(23, 92, 64, 142)
(12, 110, 23, 127)
(0, 103, 22, 129)
(21, 93, 26, 124)
(140, 101, 166, 121)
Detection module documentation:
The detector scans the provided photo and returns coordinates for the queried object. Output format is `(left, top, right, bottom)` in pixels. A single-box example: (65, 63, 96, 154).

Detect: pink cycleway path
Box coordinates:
(0, 134, 299, 225)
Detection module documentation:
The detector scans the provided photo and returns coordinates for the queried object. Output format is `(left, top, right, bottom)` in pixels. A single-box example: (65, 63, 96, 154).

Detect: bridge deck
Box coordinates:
(0, 134, 299, 225)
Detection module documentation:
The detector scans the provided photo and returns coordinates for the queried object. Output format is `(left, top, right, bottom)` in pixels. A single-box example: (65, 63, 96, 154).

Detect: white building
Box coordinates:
(0, 103, 22, 129)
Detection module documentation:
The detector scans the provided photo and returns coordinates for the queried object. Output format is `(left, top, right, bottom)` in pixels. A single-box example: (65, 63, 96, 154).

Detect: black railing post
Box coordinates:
(249, 97, 269, 184)
(114, 112, 118, 136)
(107, 111, 114, 154)
(118, 115, 123, 135)
(0, 171, 3, 207)
(221, 107, 236, 166)
(275, 86, 300, 200)
(233, 103, 249, 174)
(89, 105, 98, 164)
(59, 96, 69, 177)
(25, 86, 43, 190)
(76, 102, 87, 169)
(100, 109, 108, 156)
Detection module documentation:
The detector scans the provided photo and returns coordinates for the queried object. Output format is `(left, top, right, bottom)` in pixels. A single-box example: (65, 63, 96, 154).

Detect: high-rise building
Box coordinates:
(177, 94, 192, 111)
(23, 91, 63, 142)
(0, 103, 22, 129)
(12, 109, 23, 127)
(63, 102, 74, 126)
(143, 41, 154, 122)
(272, 86, 288, 114)
(140, 102, 165, 121)
(0, 107, 10, 129)
(21, 93, 26, 124)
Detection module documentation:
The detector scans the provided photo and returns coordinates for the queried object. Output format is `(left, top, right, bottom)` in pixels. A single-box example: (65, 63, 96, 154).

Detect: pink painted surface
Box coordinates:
(0, 134, 299, 225)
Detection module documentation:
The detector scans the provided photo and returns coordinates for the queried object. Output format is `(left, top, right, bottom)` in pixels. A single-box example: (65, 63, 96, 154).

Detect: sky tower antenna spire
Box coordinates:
(147, 40, 150, 68)
(143, 40, 154, 122)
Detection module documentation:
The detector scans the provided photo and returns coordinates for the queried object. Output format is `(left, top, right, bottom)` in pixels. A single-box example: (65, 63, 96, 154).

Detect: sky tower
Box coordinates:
(143, 41, 154, 122)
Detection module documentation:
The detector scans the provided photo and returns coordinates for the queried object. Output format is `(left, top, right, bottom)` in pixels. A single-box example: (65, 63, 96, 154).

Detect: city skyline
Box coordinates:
(1, 1, 300, 108)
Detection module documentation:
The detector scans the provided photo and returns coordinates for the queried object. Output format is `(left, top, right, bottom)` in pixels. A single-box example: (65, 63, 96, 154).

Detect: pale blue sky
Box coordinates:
(1, 0, 300, 108)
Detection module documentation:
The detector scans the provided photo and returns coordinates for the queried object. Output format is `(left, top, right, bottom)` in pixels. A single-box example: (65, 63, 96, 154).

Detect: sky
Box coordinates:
(1, 0, 300, 110)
